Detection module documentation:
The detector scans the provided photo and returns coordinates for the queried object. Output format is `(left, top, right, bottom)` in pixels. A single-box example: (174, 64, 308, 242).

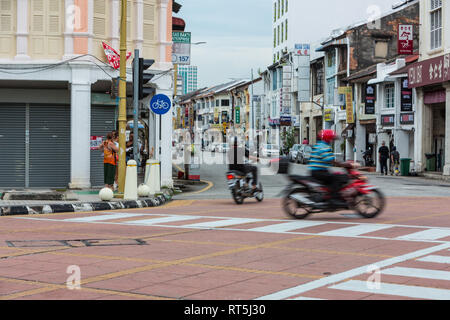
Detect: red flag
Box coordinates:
(102, 42, 132, 69)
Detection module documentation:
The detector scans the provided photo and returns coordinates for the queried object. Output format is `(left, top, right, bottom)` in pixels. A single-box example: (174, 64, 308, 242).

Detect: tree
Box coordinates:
(281, 127, 296, 154)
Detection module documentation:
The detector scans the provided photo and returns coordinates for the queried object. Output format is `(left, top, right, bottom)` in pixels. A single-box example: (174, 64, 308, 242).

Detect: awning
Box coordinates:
(368, 76, 395, 85)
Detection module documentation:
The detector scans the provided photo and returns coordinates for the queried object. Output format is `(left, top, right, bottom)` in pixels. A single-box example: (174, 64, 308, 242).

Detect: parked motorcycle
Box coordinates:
(281, 163, 385, 219)
(226, 170, 264, 205)
(362, 147, 374, 167)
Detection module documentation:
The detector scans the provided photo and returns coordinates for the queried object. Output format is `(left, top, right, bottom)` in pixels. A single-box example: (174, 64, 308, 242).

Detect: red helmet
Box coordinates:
(318, 129, 337, 143)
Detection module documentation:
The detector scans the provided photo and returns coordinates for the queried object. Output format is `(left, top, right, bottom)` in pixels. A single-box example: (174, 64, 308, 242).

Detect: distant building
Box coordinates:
(178, 65, 198, 95)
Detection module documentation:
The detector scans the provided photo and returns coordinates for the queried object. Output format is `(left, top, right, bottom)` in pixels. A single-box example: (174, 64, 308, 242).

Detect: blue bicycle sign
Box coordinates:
(150, 94, 171, 115)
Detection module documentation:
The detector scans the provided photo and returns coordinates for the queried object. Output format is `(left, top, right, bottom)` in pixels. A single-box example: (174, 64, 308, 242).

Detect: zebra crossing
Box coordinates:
(17, 212, 450, 244)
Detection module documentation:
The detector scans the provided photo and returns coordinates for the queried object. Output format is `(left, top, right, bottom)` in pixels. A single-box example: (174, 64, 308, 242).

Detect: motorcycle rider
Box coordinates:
(228, 136, 259, 194)
(308, 129, 351, 206)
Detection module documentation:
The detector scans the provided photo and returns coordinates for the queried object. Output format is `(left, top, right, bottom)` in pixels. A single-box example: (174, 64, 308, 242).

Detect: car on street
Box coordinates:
(288, 144, 301, 162)
(261, 144, 280, 158)
(297, 145, 313, 164)
(217, 143, 230, 153)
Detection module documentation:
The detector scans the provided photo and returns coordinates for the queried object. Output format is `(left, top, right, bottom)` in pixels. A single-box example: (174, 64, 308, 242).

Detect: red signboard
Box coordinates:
(408, 54, 450, 88)
(398, 24, 413, 55)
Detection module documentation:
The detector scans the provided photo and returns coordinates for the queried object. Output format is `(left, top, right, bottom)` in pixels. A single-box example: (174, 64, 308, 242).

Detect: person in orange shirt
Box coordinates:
(98, 132, 118, 190)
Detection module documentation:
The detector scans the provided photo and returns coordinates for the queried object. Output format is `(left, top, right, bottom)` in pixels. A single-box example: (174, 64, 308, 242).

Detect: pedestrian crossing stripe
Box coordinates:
(15, 213, 450, 243)
(417, 255, 450, 264)
(381, 267, 450, 281)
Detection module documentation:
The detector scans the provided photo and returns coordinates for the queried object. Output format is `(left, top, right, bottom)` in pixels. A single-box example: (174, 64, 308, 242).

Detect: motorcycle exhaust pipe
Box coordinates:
(289, 194, 315, 205)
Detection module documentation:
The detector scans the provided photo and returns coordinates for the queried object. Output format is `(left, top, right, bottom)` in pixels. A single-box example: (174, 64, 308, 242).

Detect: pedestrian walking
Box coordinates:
(303, 138, 309, 145)
(98, 132, 118, 190)
(378, 141, 390, 176)
(391, 146, 400, 176)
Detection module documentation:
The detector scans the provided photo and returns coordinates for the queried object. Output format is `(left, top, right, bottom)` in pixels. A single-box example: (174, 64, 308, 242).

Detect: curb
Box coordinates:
(0, 190, 173, 217)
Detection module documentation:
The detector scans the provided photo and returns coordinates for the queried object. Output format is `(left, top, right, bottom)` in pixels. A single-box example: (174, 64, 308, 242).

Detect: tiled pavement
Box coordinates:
(0, 197, 449, 300)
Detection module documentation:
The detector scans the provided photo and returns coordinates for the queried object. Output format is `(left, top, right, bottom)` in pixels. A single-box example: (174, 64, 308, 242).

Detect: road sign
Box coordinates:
(150, 94, 171, 115)
(235, 106, 241, 124)
(172, 32, 191, 65)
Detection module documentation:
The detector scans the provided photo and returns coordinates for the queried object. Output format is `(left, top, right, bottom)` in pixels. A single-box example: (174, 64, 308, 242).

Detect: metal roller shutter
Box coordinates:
(0, 104, 26, 188)
(29, 105, 71, 188)
(90, 105, 115, 187)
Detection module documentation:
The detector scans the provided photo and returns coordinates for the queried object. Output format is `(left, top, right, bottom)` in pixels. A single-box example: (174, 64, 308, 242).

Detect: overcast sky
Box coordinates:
(177, 0, 404, 89)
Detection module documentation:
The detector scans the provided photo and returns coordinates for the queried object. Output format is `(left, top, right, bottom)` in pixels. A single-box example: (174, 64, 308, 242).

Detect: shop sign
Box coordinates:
(381, 114, 395, 126)
(408, 53, 450, 88)
(269, 118, 280, 126)
(398, 24, 413, 55)
(424, 90, 446, 104)
(235, 106, 241, 124)
(294, 44, 310, 56)
(102, 42, 131, 69)
(324, 108, 334, 122)
(365, 84, 376, 115)
(400, 78, 413, 112)
(400, 112, 414, 125)
(280, 116, 292, 126)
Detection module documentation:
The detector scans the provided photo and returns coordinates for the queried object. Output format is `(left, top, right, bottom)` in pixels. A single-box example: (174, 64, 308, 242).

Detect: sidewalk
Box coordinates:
(0, 172, 175, 216)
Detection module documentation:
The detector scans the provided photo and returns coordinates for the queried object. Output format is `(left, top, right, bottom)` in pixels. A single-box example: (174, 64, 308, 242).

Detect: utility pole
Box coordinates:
(117, 0, 127, 195)
(133, 49, 139, 167)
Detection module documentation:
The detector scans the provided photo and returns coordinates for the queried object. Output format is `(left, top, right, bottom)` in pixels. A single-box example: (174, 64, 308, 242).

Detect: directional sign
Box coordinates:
(150, 94, 171, 115)
(172, 32, 191, 65)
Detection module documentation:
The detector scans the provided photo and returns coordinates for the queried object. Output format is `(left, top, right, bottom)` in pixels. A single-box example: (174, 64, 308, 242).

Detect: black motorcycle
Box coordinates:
(226, 170, 264, 205)
(362, 148, 374, 167)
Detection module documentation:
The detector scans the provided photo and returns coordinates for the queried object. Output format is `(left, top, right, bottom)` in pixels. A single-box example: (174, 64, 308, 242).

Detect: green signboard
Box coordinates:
(172, 32, 191, 65)
(235, 106, 240, 124)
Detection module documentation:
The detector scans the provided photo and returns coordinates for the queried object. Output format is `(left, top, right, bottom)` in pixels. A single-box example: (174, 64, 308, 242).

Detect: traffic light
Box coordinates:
(133, 58, 155, 100)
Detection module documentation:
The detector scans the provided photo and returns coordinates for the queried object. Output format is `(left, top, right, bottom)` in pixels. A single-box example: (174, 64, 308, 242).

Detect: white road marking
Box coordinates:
(121, 215, 202, 226)
(290, 296, 325, 300)
(417, 255, 450, 264)
(256, 242, 450, 300)
(329, 280, 450, 300)
(395, 229, 450, 241)
(382, 267, 450, 281)
(249, 221, 326, 233)
(181, 218, 261, 229)
(317, 224, 393, 237)
(63, 213, 147, 222)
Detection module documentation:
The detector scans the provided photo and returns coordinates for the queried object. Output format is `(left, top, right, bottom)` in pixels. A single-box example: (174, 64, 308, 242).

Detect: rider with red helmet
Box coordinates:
(308, 129, 350, 206)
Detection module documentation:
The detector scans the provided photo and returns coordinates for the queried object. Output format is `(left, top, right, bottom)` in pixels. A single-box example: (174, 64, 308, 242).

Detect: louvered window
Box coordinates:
(0, 0, 13, 33)
(94, 0, 106, 36)
(31, 0, 45, 33)
(143, 2, 155, 41)
(30, 0, 61, 34)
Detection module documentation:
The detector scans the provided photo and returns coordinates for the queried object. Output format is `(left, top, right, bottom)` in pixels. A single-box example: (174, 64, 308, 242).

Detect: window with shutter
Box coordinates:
(0, 0, 13, 33)
(143, 2, 155, 42)
(48, 0, 60, 35)
(31, 0, 45, 34)
(94, 0, 106, 37)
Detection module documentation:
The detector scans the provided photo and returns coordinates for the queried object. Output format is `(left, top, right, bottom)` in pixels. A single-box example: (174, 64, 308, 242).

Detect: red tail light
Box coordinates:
(226, 174, 235, 180)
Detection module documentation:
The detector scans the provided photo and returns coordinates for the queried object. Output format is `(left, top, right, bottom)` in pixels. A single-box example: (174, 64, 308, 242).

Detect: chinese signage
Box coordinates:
(295, 44, 310, 56)
(408, 53, 450, 88)
(398, 24, 413, 55)
(400, 77, 413, 112)
(381, 114, 395, 126)
(400, 113, 414, 125)
(235, 106, 241, 124)
(338, 87, 354, 124)
(172, 32, 191, 65)
(365, 84, 376, 115)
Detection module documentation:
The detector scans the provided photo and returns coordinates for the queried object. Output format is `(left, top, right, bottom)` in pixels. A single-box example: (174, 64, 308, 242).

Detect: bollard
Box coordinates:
(99, 187, 114, 201)
(145, 159, 161, 195)
(144, 159, 151, 186)
(124, 160, 138, 200)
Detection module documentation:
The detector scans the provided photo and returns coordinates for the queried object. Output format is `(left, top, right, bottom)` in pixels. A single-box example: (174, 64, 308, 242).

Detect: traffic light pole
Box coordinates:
(133, 49, 139, 166)
(117, 0, 127, 195)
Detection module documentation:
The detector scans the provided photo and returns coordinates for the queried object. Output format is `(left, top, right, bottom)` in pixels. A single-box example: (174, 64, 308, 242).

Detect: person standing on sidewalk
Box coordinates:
(98, 132, 118, 190)
(112, 130, 119, 189)
(378, 141, 390, 176)
(390, 146, 400, 176)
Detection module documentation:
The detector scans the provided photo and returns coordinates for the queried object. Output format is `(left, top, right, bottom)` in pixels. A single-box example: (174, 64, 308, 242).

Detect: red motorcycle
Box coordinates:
(281, 162, 385, 219)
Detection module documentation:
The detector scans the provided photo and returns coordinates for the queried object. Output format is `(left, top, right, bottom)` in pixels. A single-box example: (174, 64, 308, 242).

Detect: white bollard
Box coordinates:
(144, 159, 151, 185)
(145, 159, 161, 195)
(124, 160, 138, 200)
(99, 187, 114, 201)
(137, 183, 150, 197)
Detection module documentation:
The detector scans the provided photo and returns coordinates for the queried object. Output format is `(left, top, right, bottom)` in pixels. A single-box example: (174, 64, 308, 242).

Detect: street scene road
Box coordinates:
(1, 156, 450, 301)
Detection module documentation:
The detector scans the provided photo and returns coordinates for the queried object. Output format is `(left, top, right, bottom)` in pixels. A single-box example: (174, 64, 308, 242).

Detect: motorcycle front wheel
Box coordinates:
(282, 189, 312, 220)
(354, 189, 385, 218)
(255, 183, 264, 202)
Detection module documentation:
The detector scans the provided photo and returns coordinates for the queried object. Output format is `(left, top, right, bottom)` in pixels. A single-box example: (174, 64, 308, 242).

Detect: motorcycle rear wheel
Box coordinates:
(232, 186, 245, 205)
(282, 189, 312, 220)
(354, 189, 385, 218)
